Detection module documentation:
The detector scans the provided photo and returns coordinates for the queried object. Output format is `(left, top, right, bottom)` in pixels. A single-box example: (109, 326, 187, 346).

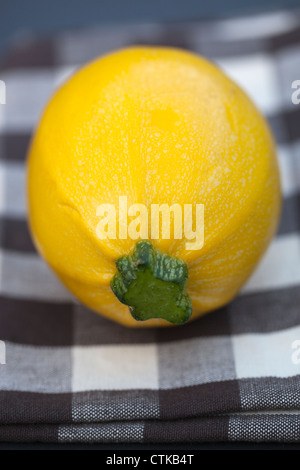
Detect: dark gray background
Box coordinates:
(1, 0, 300, 60)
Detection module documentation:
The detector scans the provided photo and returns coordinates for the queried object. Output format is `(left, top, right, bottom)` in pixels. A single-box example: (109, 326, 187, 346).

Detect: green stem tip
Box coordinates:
(110, 240, 192, 325)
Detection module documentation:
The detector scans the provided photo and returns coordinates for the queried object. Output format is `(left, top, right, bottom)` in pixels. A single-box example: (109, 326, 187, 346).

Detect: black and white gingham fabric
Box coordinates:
(0, 9, 300, 443)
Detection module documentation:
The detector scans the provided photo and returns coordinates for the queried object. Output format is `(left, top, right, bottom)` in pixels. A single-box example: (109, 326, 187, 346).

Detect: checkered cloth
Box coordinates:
(1, 9, 300, 444)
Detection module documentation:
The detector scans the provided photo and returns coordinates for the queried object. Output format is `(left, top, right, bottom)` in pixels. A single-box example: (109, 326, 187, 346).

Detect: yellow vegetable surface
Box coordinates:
(27, 47, 281, 327)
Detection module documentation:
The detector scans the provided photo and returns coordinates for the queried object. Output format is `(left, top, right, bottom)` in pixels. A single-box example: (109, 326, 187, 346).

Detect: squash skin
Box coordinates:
(27, 46, 281, 327)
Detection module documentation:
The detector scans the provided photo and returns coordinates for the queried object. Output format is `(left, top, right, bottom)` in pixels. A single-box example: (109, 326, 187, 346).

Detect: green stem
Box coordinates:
(110, 240, 192, 324)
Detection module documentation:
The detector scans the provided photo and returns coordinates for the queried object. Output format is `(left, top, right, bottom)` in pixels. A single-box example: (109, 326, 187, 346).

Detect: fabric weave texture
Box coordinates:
(0, 9, 300, 443)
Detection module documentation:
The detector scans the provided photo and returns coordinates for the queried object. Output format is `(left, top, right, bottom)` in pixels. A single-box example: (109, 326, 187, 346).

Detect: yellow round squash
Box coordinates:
(27, 47, 281, 327)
